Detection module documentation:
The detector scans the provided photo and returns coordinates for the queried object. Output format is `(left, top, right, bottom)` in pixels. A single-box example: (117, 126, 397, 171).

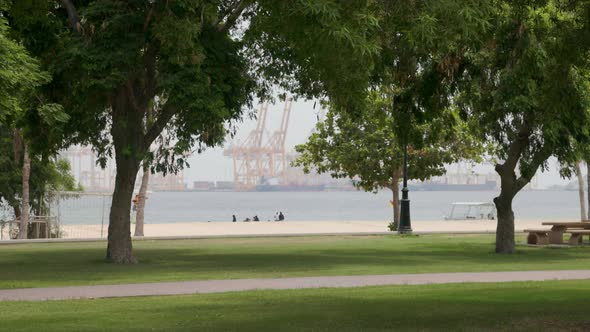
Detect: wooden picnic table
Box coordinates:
(540, 222, 590, 244)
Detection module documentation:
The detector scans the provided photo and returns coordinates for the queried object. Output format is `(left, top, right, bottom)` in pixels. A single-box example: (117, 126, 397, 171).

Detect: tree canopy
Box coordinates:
(5, 0, 381, 263)
(0, 10, 46, 124)
(456, 1, 590, 253)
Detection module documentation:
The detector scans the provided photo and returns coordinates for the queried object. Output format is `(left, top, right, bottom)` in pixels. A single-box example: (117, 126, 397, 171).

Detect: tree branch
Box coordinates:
(143, 43, 158, 99)
(126, 80, 143, 113)
(60, 0, 81, 31)
(144, 103, 177, 148)
(496, 120, 532, 176)
(143, 6, 154, 32)
(217, 0, 249, 33)
(514, 147, 551, 194)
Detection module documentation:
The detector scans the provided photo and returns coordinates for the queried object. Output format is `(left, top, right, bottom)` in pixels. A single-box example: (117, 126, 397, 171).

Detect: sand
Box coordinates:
(37, 219, 553, 240)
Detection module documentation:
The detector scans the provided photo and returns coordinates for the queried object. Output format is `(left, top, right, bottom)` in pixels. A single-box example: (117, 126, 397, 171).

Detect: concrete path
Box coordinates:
(2, 270, 590, 301)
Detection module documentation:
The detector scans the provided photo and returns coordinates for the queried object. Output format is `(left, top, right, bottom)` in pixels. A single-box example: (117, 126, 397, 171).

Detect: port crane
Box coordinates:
(223, 99, 292, 190)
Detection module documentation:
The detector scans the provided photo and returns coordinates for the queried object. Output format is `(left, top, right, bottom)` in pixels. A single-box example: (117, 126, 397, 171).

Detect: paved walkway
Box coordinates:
(2, 270, 590, 301)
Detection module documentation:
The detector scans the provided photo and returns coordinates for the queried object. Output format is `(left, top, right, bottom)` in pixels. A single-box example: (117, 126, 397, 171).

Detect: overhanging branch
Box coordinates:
(144, 104, 177, 148)
(217, 0, 250, 33)
(514, 147, 551, 194)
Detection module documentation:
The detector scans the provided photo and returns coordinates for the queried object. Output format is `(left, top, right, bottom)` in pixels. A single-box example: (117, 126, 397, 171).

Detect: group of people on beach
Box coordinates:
(232, 212, 285, 222)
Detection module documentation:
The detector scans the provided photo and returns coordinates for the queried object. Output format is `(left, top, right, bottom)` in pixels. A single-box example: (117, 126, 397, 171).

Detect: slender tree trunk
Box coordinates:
(575, 162, 586, 221)
(18, 143, 30, 239)
(106, 86, 145, 263)
(390, 168, 401, 228)
(586, 161, 590, 221)
(134, 166, 149, 237)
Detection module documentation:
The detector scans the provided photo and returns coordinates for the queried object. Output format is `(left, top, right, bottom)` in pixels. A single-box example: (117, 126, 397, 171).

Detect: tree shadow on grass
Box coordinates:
(3, 282, 590, 331)
(1, 238, 590, 288)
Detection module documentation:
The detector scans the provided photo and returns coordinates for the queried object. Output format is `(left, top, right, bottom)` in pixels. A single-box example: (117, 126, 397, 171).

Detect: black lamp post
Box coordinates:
(398, 142, 412, 234)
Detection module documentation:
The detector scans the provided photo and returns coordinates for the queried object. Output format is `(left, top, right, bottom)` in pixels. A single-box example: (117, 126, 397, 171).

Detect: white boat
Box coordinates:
(444, 202, 496, 220)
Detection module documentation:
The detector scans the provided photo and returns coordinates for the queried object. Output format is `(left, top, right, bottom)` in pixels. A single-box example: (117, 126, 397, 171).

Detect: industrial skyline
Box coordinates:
(62, 98, 573, 191)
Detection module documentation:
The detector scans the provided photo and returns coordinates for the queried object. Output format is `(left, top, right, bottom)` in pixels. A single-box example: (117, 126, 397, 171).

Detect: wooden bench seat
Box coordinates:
(524, 229, 551, 245)
(565, 230, 590, 245)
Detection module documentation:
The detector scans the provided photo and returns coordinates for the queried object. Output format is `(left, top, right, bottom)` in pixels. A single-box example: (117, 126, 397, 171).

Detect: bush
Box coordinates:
(387, 221, 397, 232)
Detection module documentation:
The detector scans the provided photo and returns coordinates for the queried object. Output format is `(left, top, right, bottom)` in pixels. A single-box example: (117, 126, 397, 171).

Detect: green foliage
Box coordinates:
(292, 0, 491, 195)
(387, 221, 397, 232)
(11, 0, 381, 176)
(0, 124, 78, 217)
(245, 0, 380, 109)
(456, 1, 590, 186)
(294, 93, 482, 193)
(0, 13, 47, 124)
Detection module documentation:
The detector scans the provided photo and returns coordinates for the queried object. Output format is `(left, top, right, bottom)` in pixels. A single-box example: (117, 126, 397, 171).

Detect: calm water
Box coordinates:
(52, 190, 582, 225)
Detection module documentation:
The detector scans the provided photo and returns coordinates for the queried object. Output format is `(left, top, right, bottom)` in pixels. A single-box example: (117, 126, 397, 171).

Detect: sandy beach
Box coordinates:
(24, 219, 554, 240)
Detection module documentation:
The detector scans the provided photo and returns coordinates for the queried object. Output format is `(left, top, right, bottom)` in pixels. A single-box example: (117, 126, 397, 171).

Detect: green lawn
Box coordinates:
(1, 234, 589, 289)
(2, 280, 590, 331)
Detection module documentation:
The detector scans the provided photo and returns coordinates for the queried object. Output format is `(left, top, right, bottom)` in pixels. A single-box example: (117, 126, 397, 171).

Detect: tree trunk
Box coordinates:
(390, 169, 401, 228)
(106, 85, 145, 264)
(575, 162, 586, 221)
(106, 159, 140, 263)
(134, 166, 149, 237)
(494, 160, 522, 254)
(494, 191, 515, 254)
(18, 143, 30, 239)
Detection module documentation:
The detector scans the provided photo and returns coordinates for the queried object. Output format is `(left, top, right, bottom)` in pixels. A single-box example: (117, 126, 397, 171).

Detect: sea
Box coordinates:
(43, 190, 583, 225)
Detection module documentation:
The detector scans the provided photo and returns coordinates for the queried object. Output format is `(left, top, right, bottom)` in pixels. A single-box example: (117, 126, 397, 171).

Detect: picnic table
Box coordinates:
(525, 222, 590, 245)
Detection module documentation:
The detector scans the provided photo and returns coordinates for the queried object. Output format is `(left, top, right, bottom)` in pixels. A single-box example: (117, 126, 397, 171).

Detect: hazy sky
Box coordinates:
(184, 99, 574, 189)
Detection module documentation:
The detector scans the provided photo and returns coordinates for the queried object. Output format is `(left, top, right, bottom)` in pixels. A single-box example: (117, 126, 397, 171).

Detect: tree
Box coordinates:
(18, 142, 30, 239)
(294, 0, 491, 228)
(0, 123, 78, 236)
(294, 93, 481, 228)
(456, 2, 590, 253)
(9, 0, 379, 263)
(0, 10, 45, 123)
(0, 3, 62, 237)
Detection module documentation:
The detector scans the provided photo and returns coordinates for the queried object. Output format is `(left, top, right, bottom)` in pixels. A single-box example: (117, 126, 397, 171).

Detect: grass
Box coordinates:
(2, 234, 590, 289)
(2, 280, 590, 331)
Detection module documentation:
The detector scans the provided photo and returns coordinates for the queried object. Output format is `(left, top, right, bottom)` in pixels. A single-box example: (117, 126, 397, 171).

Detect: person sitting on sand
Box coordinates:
(278, 212, 285, 221)
(244, 217, 251, 222)
(253, 215, 260, 222)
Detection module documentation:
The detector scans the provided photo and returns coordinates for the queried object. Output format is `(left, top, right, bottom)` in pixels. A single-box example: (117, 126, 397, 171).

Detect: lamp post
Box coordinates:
(398, 142, 412, 234)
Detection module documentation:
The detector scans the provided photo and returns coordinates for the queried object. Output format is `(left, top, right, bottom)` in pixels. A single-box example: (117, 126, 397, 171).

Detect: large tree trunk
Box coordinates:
(106, 86, 145, 264)
(106, 158, 140, 263)
(134, 166, 149, 237)
(577, 163, 587, 221)
(494, 190, 515, 254)
(18, 143, 30, 239)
